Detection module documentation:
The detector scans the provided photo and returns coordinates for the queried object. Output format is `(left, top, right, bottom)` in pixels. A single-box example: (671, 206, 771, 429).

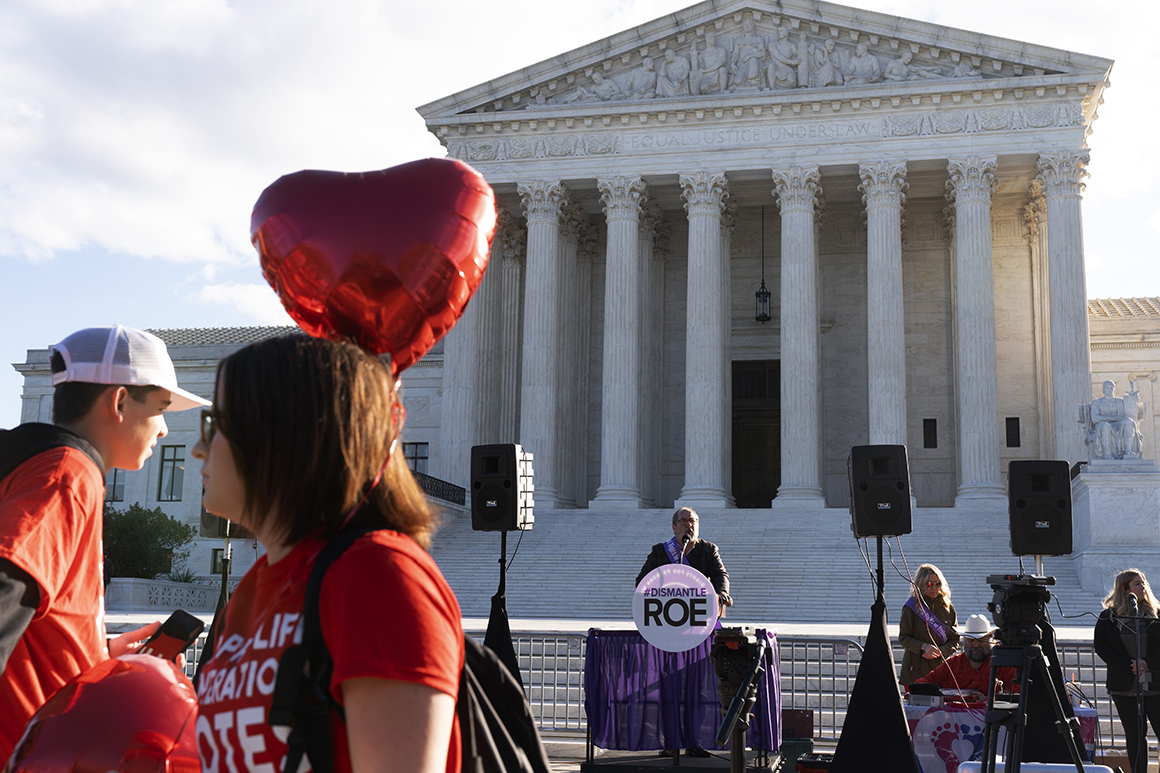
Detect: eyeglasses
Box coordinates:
(924, 580, 942, 588)
(676, 518, 699, 527)
(200, 409, 218, 446)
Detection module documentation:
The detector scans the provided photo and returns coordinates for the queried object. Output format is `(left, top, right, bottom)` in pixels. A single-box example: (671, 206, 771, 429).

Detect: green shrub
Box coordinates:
(104, 503, 197, 580)
(165, 567, 201, 584)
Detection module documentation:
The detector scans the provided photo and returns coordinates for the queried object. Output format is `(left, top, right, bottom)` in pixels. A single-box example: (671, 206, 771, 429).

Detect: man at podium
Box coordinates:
(635, 506, 734, 759)
(636, 507, 733, 616)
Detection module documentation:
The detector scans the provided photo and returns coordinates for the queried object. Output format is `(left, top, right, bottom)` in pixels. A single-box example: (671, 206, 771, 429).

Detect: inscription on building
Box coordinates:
(625, 121, 878, 152)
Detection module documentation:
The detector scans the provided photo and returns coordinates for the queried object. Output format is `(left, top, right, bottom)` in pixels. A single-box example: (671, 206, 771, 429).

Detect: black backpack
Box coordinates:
(263, 526, 552, 773)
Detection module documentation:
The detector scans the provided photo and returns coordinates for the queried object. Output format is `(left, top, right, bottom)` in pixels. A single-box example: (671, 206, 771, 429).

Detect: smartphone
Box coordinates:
(138, 609, 206, 662)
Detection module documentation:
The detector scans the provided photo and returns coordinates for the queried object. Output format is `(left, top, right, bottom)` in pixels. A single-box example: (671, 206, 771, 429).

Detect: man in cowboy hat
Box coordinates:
(914, 613, 1017, 701)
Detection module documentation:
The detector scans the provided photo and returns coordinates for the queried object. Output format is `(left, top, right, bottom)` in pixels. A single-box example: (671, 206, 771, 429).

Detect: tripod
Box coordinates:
(978, 622, 1086, 773)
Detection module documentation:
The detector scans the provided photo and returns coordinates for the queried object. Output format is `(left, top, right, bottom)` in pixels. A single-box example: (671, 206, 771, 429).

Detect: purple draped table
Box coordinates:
(584, 628, 781, 752)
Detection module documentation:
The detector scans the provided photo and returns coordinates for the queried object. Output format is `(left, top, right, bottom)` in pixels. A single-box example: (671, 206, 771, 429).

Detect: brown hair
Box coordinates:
(213, 334, 435, 548)
(1103, 568, 1158, 618)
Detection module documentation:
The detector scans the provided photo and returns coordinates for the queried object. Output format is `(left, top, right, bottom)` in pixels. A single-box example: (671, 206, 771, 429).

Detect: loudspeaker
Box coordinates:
(848, 445, 912, 538)
(1008, 459, 1072, 556)
(471, 444, 534, 531)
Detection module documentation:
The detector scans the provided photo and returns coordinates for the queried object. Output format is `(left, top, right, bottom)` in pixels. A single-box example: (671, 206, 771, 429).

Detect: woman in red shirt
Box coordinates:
(191, 334, 463, 773)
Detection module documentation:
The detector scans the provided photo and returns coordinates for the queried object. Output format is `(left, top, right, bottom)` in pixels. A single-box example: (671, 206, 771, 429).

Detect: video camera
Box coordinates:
(986, 573, 1055, 645)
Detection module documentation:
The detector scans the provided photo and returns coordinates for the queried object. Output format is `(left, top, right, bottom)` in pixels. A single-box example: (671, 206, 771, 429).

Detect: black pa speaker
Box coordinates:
(1008, 460, 1072, 556)
(848, 445, 912, 538)
(471, 444, 535, 531)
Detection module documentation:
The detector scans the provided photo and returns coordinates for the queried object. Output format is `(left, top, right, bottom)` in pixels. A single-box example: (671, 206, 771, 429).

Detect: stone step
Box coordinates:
(429, 504, 1109, 625)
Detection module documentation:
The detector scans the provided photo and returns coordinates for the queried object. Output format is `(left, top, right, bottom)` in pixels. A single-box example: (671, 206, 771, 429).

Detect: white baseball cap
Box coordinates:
(51, 326, 211, 412)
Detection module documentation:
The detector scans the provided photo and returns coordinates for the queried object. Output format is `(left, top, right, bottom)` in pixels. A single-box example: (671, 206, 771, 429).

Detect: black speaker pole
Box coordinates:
(876, 536, 885, 605)
(499, 530, 507, 597)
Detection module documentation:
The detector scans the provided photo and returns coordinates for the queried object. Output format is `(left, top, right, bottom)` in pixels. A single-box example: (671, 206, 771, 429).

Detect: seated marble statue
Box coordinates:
(1077, 380, 1146, 461)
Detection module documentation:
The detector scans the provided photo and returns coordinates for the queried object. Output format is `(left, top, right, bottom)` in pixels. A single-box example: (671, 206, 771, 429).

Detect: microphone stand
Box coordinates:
(1128, 595, 1148, 773)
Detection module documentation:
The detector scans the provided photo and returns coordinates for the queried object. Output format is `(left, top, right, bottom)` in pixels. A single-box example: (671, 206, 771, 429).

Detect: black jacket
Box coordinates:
(1094, 607, 1160, 693)
(635, 540, 730, 599)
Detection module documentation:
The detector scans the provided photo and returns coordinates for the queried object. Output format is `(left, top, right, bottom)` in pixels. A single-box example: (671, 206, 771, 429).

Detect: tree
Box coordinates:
(104, 503, 197, 580)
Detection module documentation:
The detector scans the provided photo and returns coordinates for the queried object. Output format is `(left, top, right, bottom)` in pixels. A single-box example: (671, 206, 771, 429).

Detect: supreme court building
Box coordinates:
(418, 0, 1115, 512)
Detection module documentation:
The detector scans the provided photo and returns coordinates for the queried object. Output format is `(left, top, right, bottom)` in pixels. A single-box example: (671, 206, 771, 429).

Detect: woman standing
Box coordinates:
(899, 564, 959, 685)
(192, 334, 463, 773)
(1094, 569, 1160, 773)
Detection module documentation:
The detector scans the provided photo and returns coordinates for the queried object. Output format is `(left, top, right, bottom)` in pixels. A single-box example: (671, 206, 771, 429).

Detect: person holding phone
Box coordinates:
(0, 326, 210, 759)
(192, 334, 463, 773)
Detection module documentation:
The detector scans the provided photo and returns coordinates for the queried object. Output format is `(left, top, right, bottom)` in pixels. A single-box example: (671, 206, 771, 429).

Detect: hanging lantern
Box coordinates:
(755, 206, 771, 323)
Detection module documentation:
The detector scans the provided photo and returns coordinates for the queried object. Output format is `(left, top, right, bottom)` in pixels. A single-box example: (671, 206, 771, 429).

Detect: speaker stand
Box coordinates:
(875, 536, 886, 606)
(498, 530, 508, 597)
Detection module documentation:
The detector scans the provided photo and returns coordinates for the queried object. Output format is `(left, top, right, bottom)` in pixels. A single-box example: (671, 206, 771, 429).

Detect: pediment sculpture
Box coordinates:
(1076, 380, 1147, 461)
(518, 17, 996, 111)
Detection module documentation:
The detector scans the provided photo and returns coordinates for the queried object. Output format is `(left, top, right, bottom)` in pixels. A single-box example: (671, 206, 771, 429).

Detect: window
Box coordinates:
(1005, 417, 1021, 448)
(211, 548, 225, 574)
(157, 445, 185, 501)
(403, 442, 429, 475)
(923, 419, 937, 449)
(105, 469, 125, 502)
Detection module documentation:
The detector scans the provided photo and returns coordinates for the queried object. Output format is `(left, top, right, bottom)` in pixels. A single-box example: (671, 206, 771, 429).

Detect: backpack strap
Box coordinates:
(269, 527, 373, 773)
(0, 423, 104, 483)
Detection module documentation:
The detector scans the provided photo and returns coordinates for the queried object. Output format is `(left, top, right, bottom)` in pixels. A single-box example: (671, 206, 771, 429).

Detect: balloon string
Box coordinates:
(338, 438, 396, 531)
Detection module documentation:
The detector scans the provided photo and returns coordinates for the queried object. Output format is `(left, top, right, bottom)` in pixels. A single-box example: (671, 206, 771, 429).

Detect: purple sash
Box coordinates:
(662, 536, 684, 565)
(905, 596, 950, 644)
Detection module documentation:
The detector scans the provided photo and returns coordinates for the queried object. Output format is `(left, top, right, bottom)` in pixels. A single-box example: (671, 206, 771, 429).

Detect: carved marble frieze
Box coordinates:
(444, 101, 1088, 164)
(462, 11, 1069, 115)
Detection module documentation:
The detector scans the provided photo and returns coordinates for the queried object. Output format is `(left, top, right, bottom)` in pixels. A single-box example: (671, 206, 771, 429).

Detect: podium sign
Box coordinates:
(633, 564, 719, 652)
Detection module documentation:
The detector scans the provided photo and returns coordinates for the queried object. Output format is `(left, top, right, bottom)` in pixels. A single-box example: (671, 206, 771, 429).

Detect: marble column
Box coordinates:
(437, 278, 482, 488)
(720, 200, 737, 506)
(859, 161, 909, 447)
(1024, 184, 1054, 458)
(677, 171, 731, 507)
(1037, 150, 1093, 466)
(593, 176, 646, 507)
(946, 156, 1004, 502)
(518, 180, 569, 508)
(437, 208, 509, 487)
(574, 224, 597, 505)
(639, 201, 666, 507)
(772, 166, 826, 505)
(558, 202, 588, 507)
(497, 211, 526, 443)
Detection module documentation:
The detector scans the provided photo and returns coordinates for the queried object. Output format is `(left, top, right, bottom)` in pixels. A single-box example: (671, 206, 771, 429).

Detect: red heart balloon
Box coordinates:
(251, 158, 497, 373)
(5, 655, 199, 773)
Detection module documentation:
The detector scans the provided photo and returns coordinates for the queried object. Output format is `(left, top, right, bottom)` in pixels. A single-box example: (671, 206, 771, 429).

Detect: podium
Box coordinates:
(583, 628, 781, 764)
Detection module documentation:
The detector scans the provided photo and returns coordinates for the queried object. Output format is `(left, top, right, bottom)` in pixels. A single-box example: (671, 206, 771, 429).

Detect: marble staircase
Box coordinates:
(427, 502, 1108, 630)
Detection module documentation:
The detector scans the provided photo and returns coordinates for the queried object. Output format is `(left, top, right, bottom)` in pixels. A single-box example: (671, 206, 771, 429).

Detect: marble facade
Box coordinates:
(419, 0, 1113, 511)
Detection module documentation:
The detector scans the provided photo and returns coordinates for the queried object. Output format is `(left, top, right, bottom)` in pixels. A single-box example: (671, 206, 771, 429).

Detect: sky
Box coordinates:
(2, 0, 1157, 429)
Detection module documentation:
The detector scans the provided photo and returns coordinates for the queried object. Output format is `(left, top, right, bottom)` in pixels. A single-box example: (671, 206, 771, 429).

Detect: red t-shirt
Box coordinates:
(196, 530, 464, 773)
(0, 447, 107, 759)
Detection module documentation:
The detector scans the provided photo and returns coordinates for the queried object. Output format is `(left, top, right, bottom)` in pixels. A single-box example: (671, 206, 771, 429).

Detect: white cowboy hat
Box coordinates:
(961, 613, 998, 639)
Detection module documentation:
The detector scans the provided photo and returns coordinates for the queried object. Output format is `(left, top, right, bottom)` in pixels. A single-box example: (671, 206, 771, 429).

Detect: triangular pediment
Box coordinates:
(418, 0, 1111, 121)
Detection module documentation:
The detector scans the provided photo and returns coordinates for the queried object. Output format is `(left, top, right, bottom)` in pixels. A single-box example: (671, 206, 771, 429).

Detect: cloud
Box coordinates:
(195, 280, 292, 325)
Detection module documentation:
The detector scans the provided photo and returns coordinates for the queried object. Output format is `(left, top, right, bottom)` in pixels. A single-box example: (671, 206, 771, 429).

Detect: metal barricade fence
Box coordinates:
(181, 630, 1128, 753)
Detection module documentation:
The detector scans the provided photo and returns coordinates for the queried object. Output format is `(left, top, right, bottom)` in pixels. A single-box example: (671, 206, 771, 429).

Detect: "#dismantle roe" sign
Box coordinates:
(632, 564, 719, 652)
